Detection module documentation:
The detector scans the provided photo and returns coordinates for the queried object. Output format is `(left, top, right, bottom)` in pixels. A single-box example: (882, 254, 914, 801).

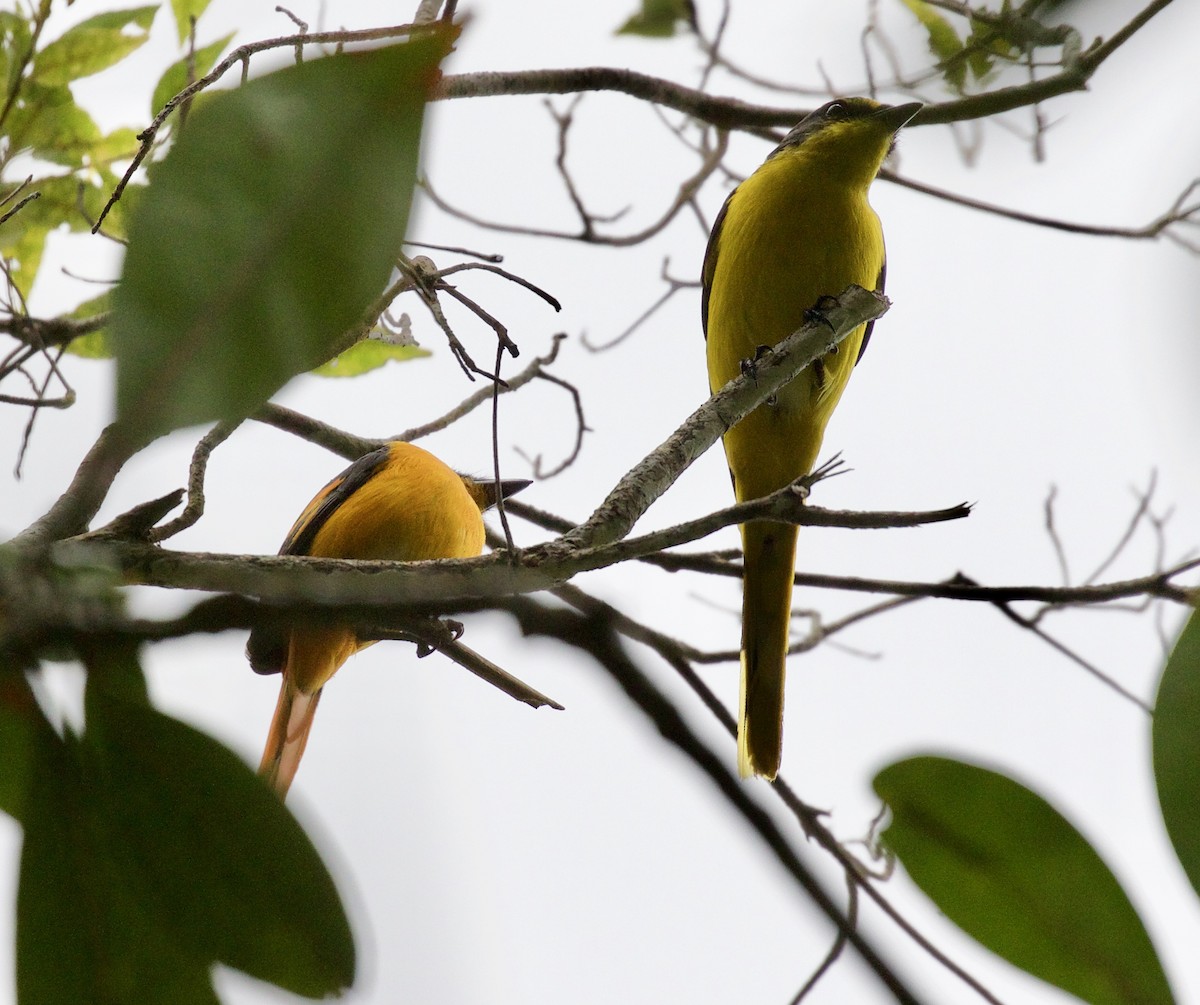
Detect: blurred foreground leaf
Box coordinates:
(616, 0, 693, 37)
(1153, 606, 1200, 898)
(15, 644, 355, 1003)
(112, 28, 456, 445)
(875, 755, 1173, 1005)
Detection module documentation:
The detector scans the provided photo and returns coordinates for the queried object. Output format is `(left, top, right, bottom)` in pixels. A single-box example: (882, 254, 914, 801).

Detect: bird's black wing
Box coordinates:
(700, 191, 735, 340)
(279, 446, 392, 557)
(856, 257, 886, 364)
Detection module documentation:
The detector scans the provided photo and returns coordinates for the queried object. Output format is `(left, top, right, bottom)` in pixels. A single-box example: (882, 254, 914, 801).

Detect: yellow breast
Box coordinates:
(705, 145, 885, 499)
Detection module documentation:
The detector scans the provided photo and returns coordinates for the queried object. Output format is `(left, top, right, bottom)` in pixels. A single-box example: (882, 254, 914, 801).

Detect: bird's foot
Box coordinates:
(804, 294, 840, 334)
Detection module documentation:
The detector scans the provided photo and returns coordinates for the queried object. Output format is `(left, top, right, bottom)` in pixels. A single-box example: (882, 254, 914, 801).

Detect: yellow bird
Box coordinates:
(702, 97, 921, 779)
(248, 441, 529, 797)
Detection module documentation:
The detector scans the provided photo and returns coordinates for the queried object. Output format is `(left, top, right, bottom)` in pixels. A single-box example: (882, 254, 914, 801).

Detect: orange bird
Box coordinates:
(248, 441, 529, 797)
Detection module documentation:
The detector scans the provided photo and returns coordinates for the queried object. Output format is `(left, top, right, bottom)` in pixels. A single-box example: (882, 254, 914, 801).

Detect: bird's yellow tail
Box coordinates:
(259, 676, 323, 798)
(738, 520, 799, 780)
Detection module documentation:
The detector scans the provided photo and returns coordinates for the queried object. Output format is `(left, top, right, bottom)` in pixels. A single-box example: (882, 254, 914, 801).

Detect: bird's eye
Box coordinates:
(825, 101, 847, 119)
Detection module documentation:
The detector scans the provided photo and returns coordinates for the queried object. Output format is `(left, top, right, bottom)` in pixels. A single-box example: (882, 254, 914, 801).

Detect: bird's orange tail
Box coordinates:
(738, 520, 799, 779)
(259, 675, 323, 798)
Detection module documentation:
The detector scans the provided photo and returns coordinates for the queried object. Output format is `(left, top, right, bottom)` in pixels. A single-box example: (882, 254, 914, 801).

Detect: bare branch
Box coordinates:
(1084, 471, 1158, 585)
(396, 333, 568, 442)
(494, 594, 925, 1003)
(582, 257, 699, 352)
(886, 171, 1200, 249)
(149, 421, 242, 542)
(95, 20, 439, 230)
(791, 872, 855, 1002)
(512, 369, 588, 479)
(647, 552, 1200, 607)
(14, 423, 144, 545)
(252, 403, 379, 460)
(0, 311, 109, 350)
(439, 0, 1174, 135)
(988, 596, 1154, 712)
(421, 128, 728, 246)
(559, 285, 888, 552)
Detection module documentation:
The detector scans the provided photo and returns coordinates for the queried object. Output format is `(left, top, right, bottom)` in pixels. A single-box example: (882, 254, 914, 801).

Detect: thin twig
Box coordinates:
(512, 370, 589, 479)
(149, 421, 242, 542)
(1084, 471, 1157, 585)
(94, 20, 436, 230)
(498, 594, 925, 1003)
(396, 334, 567, 441)
(988, 597, 1154, 712)
(490, 339, 518, 553)
(422, 129, 729, 247)
(886, 171, 1200, 249)
(792, 873, 856, 1002)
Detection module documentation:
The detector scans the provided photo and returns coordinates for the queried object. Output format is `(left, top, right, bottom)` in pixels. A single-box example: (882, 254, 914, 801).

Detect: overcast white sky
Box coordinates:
(3, 1, 1200, 1003)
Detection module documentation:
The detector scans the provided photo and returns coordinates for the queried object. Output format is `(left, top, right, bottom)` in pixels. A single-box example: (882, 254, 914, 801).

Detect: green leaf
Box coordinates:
(0, 673, 38, 822)
(616, 0, 693, 37)
(82, 688, 356, 996)
(90, 124, 143, 165)
(18, 723, 219, 1005)
(899, 0, 967, 91)
(0, 173, 116, 298)
(962, 16, 1020, 83)
(0, 12, 34, 98)
(5, 80, 102, 168)
(80, 635, 151, 707)
(32, 6, 156, 86)
(111, 28, 456, 446)
(875, 756, 1174, 1005)
(1153, 606, 1200, 898)
(17, 728, 122, 1005)
(312, 334, 431, 377)
(61, 290, 115, 359)
(150, 32, 233, 116)
(170, 0, 215, 43)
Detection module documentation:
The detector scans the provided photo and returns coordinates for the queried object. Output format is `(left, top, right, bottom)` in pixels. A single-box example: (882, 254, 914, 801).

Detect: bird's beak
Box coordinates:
(479, 478, 533, 509)
(874, 101, 923, 132)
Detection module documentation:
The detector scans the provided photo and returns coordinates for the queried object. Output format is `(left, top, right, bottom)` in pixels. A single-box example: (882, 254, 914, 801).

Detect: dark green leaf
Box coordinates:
(0, 673, 38, 821)
(1153, 606, 1200, 897)
(80, 634, 151, 706)
(111, 29, 455, 445)
(875, 756, 1174, 1005)
(312, 335, 431, 377)
(18, 723, 219, 1005)
(83, 688, 356, 996)
(32, 6, 156, 85)
(150, 32, 234, 116)
(616, 0, 694, 37)
(171, 0, 216, 43)
(18, 729, 121, 1005)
